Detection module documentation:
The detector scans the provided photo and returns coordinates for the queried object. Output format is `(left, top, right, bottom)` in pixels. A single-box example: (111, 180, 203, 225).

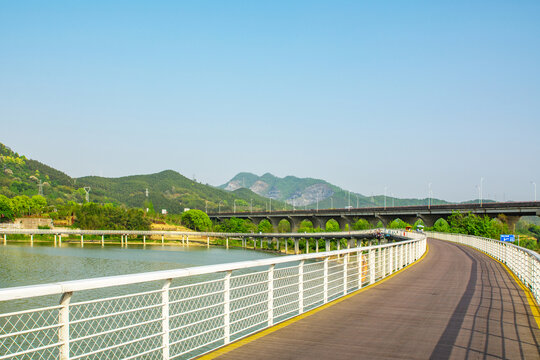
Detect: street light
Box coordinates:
(384, 186, 387, 210)
(205, 200, 208, 213)
(234, 199, 239, 213)
(250, 198, 253, 212)
(391, 192, 394, 207)
(428, 182, 432, 209)
(532, 181, 537, 201)
(480, 177, 484, 207)
(356, 195, 359, 208)
(218, 201, 222, 213)
(330, 197, 333, 209)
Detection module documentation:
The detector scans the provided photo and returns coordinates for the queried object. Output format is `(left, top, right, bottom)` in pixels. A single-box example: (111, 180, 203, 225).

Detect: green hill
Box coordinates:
(220, 172, 452, 208)
(0, 142, 289, 214)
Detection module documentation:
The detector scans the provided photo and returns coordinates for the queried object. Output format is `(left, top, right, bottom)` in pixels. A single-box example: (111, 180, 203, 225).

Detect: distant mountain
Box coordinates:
(0, 142, 288, 213)
(220, 172, 452, 208)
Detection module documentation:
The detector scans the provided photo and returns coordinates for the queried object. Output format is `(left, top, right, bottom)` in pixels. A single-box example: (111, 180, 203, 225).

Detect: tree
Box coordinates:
(353, 218, 370, 230)
(388, 218, 410, 229)
(0, 195, 14, 222)
(433, 218, 450, 232)
(181, 209, 212, 231)
(30, 195, 47, 214)
(257, 219, 273, 233)
(325, 219, 340, 232)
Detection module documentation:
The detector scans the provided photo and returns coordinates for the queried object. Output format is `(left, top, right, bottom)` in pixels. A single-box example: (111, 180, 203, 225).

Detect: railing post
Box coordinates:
(343, 250, 348, 295)
(161, 234, 164, 245)
(324, 257, 329, 303)
(294, 239, 299, 255)
(369, 249, 375, 285)
(224, 271, 231, 344)
(207, 236, 210, 248)
(31, 234, 34, 246)
(226, 237, 229, 249)
(325, 239, 330, 252)
(306, 239, 309, 254)
(382, 247, 387, 277)
(357, 251, 363, 289)
(59, 291, 73, 360)
(59, 234, 62, 246)
(268, 264, 275, 326)
(315, 238, 318, 253)
(162, 279, 172, 360)
(299, 260, 304, 313)
(101, 235, 105, 247)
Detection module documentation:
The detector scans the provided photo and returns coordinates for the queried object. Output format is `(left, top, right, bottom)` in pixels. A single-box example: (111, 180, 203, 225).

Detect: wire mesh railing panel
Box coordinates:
(0, 306, 61, 360)
(0, 232, 426, 360)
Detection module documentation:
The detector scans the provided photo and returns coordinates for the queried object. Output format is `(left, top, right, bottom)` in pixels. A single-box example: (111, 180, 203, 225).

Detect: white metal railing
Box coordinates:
(427, 231, 540, 304)
(0, 230, 426, 359)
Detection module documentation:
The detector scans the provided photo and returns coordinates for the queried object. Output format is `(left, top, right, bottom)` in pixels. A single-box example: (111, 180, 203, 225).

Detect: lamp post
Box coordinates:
(205, 200, 208, 213)
(348, 191, 351, 208)
(391, 193, 394, 207)
(480, 177, 484, 207)
(384, 186, 387, 210)
(218, 201, 222, 213)
(250, 198, 253, 212)
(532, 181, 537, 201)
(330, 197, 333, 209)
(234, 200, 239, 213)
(356, 195, 359, 208)
(428, 182, 432, 209)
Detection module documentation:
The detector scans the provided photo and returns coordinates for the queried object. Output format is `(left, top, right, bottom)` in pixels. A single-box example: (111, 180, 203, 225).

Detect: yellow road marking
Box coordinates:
(470, 246, 540, 329)
(199, 244, 430, 359)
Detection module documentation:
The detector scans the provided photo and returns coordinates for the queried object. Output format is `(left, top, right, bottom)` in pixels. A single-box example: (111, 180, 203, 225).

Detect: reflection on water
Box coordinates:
(0, 242, 277, 289)
(0, 243, 279, 313)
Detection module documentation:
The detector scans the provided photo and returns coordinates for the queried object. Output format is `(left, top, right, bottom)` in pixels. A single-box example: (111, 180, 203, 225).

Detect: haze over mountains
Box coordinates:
(220, 172, 452, 209)
(1, 142, 485, 215)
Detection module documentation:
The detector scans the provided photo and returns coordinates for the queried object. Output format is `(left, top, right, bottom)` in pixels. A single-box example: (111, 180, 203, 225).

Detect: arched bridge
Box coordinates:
(209, 201, 540, 231)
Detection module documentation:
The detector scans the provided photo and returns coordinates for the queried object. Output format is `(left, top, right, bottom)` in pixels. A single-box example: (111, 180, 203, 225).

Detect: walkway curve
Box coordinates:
(205, 239, 540, 359)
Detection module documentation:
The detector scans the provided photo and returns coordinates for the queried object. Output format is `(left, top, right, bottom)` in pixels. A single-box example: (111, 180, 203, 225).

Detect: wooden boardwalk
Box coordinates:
(207, 239, 540, 359)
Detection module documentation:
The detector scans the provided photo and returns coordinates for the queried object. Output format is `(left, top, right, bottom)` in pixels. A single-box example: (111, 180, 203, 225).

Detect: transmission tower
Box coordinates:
(38, 180, 43, 196)
(84, 187, 91, 202)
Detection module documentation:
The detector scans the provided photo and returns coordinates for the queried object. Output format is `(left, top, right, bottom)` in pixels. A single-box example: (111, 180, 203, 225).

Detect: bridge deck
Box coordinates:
(207, 239, 540, 359)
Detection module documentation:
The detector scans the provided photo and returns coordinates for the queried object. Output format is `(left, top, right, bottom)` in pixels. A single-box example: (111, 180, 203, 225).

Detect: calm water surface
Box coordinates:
(0, 243, 278, 289)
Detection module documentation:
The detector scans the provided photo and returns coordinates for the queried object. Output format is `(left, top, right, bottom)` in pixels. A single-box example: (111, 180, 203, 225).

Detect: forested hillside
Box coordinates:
(0, 142, 289, 216)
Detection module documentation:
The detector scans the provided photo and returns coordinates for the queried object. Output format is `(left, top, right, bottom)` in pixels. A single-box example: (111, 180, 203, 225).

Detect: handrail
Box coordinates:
(427, 231, 540, 303)
(0, 234, 417, 302)
(0, 229, 426, 360)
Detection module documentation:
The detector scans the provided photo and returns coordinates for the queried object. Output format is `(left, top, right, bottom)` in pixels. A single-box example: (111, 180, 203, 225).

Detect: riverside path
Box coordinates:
(205, 239, 540, 359)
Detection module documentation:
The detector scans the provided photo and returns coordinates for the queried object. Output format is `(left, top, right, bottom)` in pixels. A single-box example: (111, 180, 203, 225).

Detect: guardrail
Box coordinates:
(0, 230, 426, 359)
(427, 231, 540, 304)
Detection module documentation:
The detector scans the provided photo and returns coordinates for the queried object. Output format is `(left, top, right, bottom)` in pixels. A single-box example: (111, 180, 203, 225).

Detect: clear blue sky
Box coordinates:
(1, 1, 539, 202)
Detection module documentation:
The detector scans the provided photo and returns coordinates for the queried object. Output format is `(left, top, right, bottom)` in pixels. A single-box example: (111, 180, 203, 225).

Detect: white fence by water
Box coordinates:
(0, 230, 426, 359)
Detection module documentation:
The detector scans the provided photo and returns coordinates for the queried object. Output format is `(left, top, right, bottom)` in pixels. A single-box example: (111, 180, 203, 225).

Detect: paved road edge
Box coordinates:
(197, 244, 431, 360)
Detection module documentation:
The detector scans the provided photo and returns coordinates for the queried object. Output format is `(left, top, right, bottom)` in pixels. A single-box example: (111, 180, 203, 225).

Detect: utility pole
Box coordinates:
(532, 181, 537, 202)
(428, 182, 432, 209)
(480, 177, 484, 207)
(84, 187, 91, 202)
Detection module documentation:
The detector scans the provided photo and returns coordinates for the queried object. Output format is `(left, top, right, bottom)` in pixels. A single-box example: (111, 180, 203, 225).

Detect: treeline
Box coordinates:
(73, 203, 151, 230)
(0, 194, 151, 231)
